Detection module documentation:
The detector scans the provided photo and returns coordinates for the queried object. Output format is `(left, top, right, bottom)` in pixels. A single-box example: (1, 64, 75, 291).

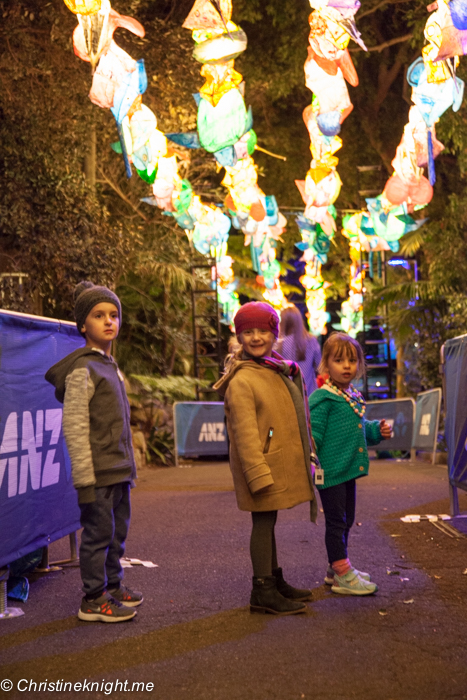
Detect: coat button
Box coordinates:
(358, 423, 362, 429)
(359, 447, 363, 453)
(359, 466, 364, 471)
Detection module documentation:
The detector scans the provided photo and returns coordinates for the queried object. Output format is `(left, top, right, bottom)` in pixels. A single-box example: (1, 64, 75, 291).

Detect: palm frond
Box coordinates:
(398, 227, 427, 257)
(280, 282, 304, 296)
(135, 261, 194, 291)
(366, 280, 455, 312)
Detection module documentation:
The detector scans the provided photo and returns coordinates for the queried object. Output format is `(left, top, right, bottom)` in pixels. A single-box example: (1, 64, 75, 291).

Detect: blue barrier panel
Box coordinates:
(173, 402, 228, 462)
(366, 398, 415, 451)
(412, 389, 442, 457)
(0, 310, 82, 568)
(444, 334, 467, 489)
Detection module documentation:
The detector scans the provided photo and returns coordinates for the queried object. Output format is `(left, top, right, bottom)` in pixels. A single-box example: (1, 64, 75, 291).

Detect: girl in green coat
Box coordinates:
(309, 332, 392, 595)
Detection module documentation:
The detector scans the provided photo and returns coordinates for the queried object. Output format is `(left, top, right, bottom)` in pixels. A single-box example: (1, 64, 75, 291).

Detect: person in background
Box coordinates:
(277, 304, 322, 396)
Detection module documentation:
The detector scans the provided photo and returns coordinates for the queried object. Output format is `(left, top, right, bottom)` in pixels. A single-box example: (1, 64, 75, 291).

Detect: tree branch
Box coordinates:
(97, 167, 149, 222)
(350, 33, 413, 52)
(373, 40, 409, 114)
(358, 0, 413, 19)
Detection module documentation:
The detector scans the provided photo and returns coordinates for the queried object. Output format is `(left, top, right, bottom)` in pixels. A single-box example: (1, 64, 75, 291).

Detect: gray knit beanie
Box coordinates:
(74, 281, 122, 336)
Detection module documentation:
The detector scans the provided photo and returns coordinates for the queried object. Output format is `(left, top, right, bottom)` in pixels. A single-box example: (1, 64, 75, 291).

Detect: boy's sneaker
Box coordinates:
(107, 585, 143, 607)
(78, 592, 136, 622)
(331, 570, 378, 596)
(324, 566, 371, 586)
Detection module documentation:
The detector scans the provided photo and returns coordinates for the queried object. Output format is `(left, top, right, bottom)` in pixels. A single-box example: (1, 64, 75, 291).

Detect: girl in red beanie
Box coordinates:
(214, 301, 318, 615)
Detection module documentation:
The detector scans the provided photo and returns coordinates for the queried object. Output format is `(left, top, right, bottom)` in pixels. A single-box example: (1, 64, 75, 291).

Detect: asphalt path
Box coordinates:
(0, 459, 466, 700)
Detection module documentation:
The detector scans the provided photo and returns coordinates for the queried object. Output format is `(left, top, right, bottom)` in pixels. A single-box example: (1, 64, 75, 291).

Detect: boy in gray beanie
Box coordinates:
(46, 281, 142, 623)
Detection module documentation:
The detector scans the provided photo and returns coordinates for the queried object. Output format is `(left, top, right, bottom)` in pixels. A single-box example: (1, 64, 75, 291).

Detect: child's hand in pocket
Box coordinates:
(379, 419, 392, 440)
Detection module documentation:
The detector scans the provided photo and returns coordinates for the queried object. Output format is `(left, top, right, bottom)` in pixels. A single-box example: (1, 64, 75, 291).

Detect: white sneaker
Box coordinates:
(331, 570, 378, 596)
(324, 566, 371, 585)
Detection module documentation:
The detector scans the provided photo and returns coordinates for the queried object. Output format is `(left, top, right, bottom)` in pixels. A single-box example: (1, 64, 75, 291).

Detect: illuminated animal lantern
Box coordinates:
(262, 285, 287, 310)
(389, 96, 443, 192)
(365, 196, 427, 251)
(295, 162, 341, 236)
(249, 206, 287, 290)
(309, 0, 361, 18)
(196, 88, 252, 156)
(408, 57, 464, 128)
(340, 293, 363, 337)
(300, 268, 330, 336)
(303, 0, 364, 136)
(184, 0, 247, 65)
(72, 2, 145, 76)
(303, 103, 343, 161)
(308, 10, 349, 61)
(184, 0, 251, 162)
(424, 0, 467, 64)
(397, 106, 444, 170)
(63, 0, 101, 15)
(383, 173, 433, 210)
(217, 284, 241, 326)
(304, 160, 342, 206)
(150, 155, 181, 211)
(222, 156, 262, 214)
(304, 50, 353, 136)
(342, 212, 390, 253)
(71, 1, 148, 177)
(297, 214, 335, 265)
(451, 0, 467, 30)
(308, 2, 366, 50)
(189, 197, 231, 255)
(199, 61, 243, 106)
(121, 104, 167, 182)
(217, 255, 236, 287)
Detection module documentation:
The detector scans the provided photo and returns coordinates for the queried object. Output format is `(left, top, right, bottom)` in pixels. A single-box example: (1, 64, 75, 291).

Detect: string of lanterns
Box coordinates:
(339, 0, 465, 336)
(62, 0, 292, 327)
(62, 0, 466, 338)
(295, 0, 365, 336)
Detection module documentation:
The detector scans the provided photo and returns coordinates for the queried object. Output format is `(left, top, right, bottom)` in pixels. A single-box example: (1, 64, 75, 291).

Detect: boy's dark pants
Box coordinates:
(79, 482, 131, 598)
(319, 479, 356, 564)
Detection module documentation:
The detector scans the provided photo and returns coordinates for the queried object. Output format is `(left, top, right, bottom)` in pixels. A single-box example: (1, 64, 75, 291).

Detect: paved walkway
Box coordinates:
(1, 459, 466, 699)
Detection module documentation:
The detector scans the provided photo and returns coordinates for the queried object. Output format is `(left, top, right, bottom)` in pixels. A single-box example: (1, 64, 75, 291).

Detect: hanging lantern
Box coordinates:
(63, 0, 102, 15)
(76, 0, 111, 72)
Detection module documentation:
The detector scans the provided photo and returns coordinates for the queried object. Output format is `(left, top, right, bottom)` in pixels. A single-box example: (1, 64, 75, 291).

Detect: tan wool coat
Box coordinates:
(214, 357, 316, 516)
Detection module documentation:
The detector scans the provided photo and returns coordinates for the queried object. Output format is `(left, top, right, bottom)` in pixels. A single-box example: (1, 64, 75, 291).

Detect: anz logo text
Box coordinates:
(198, 422, 226, 443)
(0, 410, 64, 498)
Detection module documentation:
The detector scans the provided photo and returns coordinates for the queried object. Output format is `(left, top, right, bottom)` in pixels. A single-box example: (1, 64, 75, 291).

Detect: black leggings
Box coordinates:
(319, 479, 356, 564)
(250, 510, 279, 577)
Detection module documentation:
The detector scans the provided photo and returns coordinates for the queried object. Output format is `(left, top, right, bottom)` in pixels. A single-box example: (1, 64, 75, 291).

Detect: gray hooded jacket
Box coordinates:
(45, 347, 136, 504)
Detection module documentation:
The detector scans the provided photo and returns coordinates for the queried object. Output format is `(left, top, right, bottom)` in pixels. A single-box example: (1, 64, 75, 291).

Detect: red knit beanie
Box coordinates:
(234, 301, 280, 338)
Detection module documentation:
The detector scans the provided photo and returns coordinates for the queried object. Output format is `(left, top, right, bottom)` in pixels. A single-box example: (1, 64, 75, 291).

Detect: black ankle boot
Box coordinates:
(272, 567, 313, 601)
(250, 576, 307, 615)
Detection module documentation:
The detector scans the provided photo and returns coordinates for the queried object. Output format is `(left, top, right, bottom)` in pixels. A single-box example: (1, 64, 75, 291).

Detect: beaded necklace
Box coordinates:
(325, 378, 366, 418)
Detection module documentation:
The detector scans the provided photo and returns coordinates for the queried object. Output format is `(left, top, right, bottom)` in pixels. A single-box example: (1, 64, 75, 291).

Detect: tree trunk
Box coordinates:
(396, 345, 406, 397)
(84, 124, 96, 190)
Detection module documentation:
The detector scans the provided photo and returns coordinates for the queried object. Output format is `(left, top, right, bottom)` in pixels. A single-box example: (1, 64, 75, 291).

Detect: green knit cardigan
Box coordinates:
(309, 387, 383, 490)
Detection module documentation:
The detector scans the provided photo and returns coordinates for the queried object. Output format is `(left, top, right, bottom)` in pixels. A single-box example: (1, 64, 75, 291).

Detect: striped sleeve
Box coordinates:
(63, 367, 96, 499)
